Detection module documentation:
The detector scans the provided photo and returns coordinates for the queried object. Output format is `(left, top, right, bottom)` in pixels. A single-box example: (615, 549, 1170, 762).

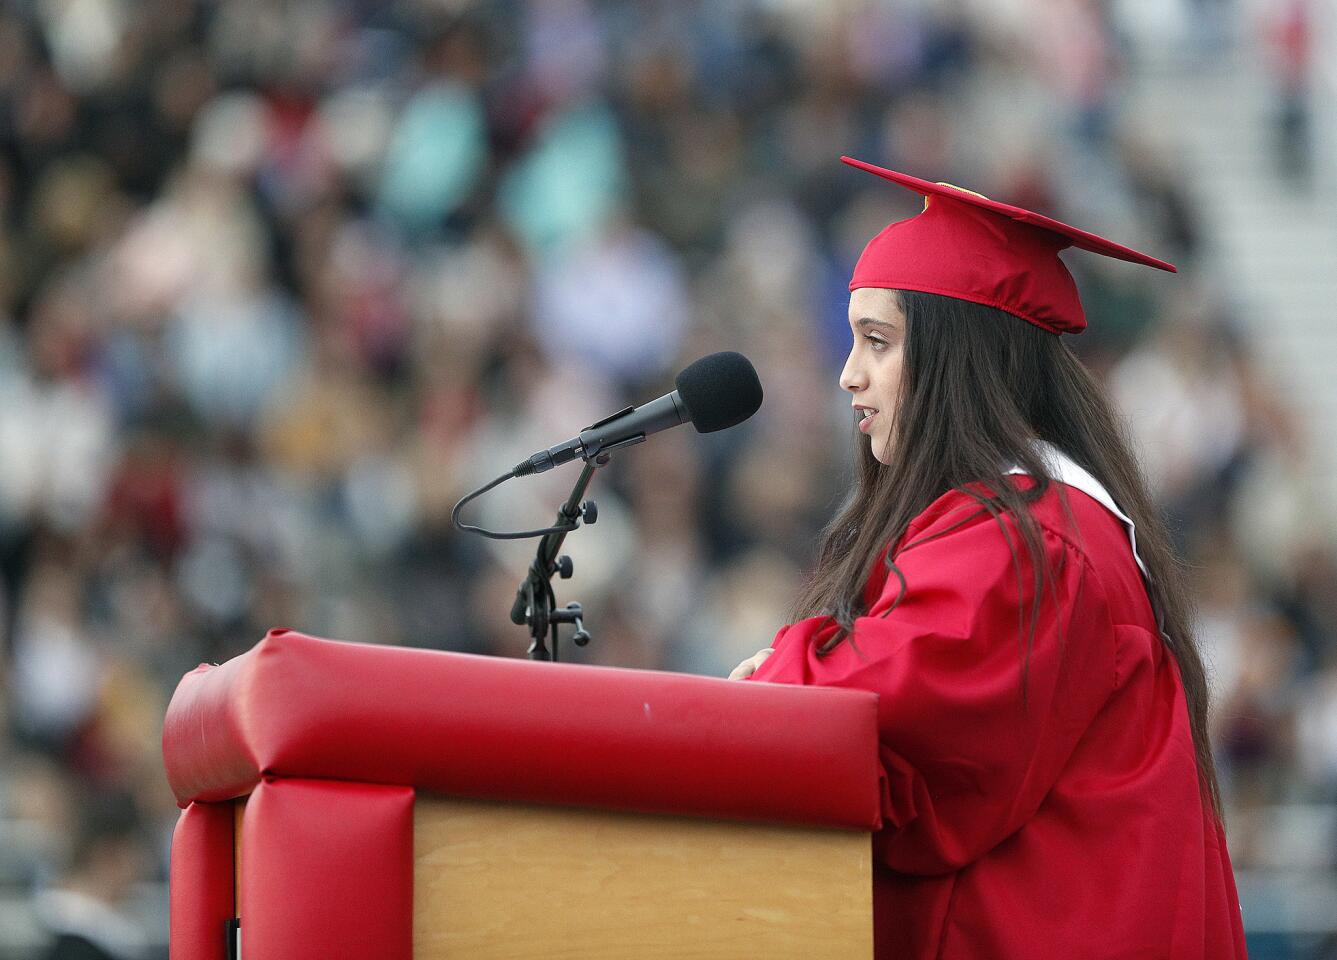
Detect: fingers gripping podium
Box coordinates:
(162, 630, 882, 959)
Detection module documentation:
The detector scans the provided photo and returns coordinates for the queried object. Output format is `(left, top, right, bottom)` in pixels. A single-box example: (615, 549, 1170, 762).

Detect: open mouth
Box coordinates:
(858, 408, 878, 432)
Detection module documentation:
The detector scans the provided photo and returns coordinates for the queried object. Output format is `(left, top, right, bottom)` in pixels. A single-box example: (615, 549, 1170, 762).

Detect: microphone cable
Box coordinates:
(450, 468, 584, 540)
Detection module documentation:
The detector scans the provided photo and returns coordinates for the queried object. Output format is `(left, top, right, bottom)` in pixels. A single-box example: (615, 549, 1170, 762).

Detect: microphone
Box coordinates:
(512, 351, 763, 477)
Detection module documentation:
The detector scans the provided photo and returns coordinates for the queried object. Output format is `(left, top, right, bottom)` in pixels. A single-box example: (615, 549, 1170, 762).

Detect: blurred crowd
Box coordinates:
(0, 0, 1331, 956)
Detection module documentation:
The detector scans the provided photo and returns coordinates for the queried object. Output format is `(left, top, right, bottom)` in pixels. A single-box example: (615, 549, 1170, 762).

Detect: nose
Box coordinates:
(839, 347, 865, 394)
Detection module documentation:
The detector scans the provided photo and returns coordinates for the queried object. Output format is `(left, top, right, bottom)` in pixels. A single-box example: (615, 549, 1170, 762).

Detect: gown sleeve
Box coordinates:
(751, 491, 1117, 876)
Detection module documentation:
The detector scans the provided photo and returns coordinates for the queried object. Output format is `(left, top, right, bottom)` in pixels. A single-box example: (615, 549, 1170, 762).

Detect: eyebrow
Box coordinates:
(853, 317, 898, 329)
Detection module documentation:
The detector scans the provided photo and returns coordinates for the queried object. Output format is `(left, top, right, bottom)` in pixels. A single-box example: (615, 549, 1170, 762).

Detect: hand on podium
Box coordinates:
(728, 646, 774, 680)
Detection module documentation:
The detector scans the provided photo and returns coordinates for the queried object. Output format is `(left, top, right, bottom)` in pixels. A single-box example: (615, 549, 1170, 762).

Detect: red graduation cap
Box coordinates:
(842, 156, 1176, 335)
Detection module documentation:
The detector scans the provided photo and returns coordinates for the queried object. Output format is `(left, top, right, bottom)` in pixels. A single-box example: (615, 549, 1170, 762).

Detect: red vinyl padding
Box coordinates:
(168, 801, 234, 960)
(163, 630, 881, 829)
(239, 778, 414, 960)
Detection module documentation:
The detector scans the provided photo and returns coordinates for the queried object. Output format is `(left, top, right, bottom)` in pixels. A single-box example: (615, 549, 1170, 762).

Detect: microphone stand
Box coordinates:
(508, 453, 608, 661)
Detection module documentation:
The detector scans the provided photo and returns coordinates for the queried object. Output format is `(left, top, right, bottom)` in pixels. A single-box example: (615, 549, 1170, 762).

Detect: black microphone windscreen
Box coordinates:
(674, 352, 763, 433)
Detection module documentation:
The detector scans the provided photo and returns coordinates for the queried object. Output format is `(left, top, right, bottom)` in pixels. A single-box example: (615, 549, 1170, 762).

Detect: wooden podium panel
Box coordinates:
(412, 796, 872, 960)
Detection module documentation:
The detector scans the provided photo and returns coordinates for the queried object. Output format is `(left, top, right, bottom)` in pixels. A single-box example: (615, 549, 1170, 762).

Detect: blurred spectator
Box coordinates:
(33, 791, 153, 960)
(10, 560, 100, 753)
(1261, 0, 1313, 184)
(531, 215, 689, 384)
(1109, 292, 1248, 534)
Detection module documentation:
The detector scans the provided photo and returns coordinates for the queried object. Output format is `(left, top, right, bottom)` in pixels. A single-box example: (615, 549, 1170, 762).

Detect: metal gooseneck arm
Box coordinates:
(508, 453, 607, 661)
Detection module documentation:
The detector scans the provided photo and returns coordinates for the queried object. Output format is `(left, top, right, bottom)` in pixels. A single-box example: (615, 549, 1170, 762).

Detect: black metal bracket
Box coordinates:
(508, 453, 608, 660)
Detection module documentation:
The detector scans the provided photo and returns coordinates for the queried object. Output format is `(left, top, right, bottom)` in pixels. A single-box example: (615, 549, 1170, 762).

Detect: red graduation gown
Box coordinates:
(749, 477, 1248, 959)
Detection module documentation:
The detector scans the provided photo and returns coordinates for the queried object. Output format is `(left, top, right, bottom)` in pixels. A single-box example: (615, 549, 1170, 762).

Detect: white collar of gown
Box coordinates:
(1003, 439, 1154, 590)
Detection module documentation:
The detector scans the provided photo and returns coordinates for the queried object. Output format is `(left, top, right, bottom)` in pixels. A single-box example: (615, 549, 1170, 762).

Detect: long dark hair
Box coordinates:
(793, 289, 1223, 819)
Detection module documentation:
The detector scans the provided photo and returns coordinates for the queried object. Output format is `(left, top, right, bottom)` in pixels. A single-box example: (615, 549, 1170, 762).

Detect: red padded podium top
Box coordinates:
(162, 630, 882, 830)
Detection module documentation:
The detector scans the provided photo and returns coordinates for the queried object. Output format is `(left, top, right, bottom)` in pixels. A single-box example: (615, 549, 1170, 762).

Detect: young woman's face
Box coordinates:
(840, 287, 906, 465)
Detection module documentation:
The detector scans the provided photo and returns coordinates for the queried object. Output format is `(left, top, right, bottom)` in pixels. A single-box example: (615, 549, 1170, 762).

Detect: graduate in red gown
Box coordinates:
(732, 158, 1248, 959)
